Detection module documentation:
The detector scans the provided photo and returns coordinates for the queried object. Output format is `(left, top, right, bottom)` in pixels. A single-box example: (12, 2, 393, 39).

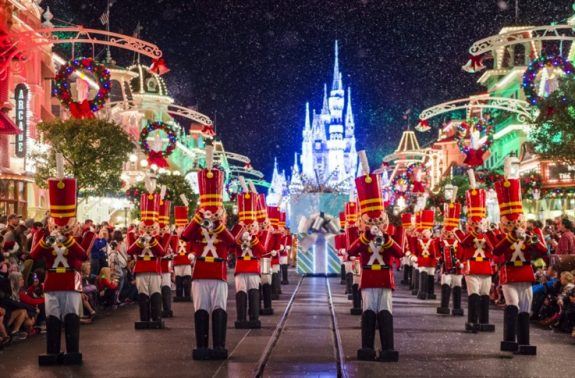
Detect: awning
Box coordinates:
(0, 111, 21, 135)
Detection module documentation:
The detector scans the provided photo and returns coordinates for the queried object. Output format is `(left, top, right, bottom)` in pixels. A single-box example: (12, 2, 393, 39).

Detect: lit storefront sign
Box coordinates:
(14, 83, 29, 158)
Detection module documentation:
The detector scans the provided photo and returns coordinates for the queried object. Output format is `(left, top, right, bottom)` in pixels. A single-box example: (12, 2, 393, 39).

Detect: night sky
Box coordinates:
(52, 0, 573, 180)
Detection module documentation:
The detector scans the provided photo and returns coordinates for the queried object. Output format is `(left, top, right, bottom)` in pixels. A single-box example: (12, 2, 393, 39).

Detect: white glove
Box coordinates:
(271, 250, 278, 257)
(241, 231, 251, 242)
(410, 255, 418, 263)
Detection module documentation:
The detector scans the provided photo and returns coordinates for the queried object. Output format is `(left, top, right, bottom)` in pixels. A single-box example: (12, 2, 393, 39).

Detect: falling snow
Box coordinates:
(52, 0, 573, 178)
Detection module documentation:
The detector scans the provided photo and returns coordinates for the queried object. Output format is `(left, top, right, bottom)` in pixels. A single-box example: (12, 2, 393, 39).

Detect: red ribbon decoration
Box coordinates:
(201, 124, 216, 137)
(150, 58, 170, 75)
(147, 151, 169, 168)
(463, 149, 486, 167)
(69, 100, 95, 119)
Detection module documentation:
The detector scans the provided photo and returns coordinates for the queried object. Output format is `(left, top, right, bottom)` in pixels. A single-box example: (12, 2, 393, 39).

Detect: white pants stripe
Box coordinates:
(465, 275, 491, 296)
(174, 265, 192, 277)
(441, 274, 463, 287)
(136, 273, 161, 296)
(192, 279, 228, 313)
(502, 282, 532, 313)
(362, 287, 393, 314)
(45, 292, 81, 320)
(235, 273, 261, 293)
(161, 272, 171, 287)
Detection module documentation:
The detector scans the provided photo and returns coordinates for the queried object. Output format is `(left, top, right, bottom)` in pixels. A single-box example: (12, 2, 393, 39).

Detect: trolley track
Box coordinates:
(252, 275, 347, 378)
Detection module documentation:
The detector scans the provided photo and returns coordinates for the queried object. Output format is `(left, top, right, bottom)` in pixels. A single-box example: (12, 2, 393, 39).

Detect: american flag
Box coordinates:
(99, 11, 109, 26)
(99, 0, 115, 26)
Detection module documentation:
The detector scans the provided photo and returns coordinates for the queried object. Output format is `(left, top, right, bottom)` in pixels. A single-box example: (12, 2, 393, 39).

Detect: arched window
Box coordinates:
(514, 44, 526, 66)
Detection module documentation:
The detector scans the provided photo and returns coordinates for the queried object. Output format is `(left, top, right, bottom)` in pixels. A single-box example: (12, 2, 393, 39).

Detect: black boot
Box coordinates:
(451, 286, 464, 316)
(260, 283, 274, 315)
(161, 285, 173, 318)
(150, 292, 165, 328)
(465, 294, 480, 333)
(479, 295, 495, 332)
(340, 264, 346, 285)
(350, 284, 362, 315)
(210, 309, 228, 360)
(411, 268, 419, 295)
(62, 314, 82, 365)
(400, 266, 409, 285)
(235, 291, 248, 329)
(427, 274, 437, 300)
(500, 305, 519, 352)
(281, 264, 289, 285)
(247, 288, 261, 328)
(345, 273, 353, 295)
(174, 276, 183, 302)
(193, 310, 210, 360)
(357, 310, 377, 360)
(437, 284, 451, 314)
(39, 315, 62, 365)
(183, 276, 192, 301)
(516, 312, 536, 355)
(271, 272, 282, 298)
(417, 272, 428, 300)
(135, 293, 150, 329)
(377, 310, 399, 362)
(406, 266, 412, 286)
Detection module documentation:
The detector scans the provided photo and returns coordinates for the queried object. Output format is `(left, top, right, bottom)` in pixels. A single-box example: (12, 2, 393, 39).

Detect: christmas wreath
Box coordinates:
(520, 171, 542, 198)
(53, 57, 110, 118)
(139, 121, 178, 168)
(390, 172, 412, 207)
(406, 162, 429, 194)
(522, 55, 574, 106)
(456, 118, 494, 167)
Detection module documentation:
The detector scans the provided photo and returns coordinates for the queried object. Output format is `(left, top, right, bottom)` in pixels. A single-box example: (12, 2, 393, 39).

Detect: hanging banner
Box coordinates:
(14, 83, 29, 158)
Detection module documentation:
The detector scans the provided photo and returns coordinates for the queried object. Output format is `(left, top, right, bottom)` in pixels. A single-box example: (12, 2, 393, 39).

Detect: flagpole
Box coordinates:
(106, 0, 111, 63)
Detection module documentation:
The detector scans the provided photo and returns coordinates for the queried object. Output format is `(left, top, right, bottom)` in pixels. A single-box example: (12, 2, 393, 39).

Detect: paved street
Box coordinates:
(1, 270, 573, 377)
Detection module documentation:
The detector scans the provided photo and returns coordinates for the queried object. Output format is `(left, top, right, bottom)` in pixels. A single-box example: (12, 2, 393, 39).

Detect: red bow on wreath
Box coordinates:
(201, 124, 216, 137)
(147, 151, 169, 168)
(150, 58, 170, 75)
(463, 149, 486, 167)
(69, 100, 95, 119)
(462, 54, 485, 73)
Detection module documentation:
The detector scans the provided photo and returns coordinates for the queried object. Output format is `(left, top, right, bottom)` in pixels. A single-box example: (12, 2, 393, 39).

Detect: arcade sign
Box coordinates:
(14, 83, 29, 158)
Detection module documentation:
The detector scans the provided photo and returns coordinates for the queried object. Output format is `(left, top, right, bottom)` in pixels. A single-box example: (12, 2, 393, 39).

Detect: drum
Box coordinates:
(261, 257, 272, 275)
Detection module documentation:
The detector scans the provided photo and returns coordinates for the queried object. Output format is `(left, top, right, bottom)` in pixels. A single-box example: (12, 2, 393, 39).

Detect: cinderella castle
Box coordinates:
(268, 41, 358, 205)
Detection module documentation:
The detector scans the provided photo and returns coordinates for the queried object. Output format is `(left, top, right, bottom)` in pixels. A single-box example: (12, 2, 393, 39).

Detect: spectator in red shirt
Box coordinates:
(555, 218, 575, 255)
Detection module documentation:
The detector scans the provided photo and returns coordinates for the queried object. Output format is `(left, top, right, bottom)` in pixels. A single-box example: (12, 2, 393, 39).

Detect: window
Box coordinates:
(0, 179, 28, 218)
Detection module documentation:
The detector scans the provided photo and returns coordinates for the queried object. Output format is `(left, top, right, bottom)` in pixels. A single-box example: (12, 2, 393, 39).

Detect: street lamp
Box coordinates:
(533, 188, 541, 220)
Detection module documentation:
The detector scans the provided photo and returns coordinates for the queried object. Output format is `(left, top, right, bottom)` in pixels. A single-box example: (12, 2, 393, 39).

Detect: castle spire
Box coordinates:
(304, 102, 310, 131)
(293, 152, 299, 172)
(321, 83, 329, 114)
(332, 40, 342, 91)
(345, 86, 354, 128)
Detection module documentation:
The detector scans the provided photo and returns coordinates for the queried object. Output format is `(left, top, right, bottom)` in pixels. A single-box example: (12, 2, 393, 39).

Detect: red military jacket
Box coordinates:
(127, 233, 166, 274)
(30, 230, 87, 292)
(280, 233, 291, 258)
(459, 232, 494, 276)
(172, 236, 193, 266)
(439, 237, 464, 275)
(414, 237, 438, 267)
(348, 230, 403, 289)
(345, 226, 360, 260)
(235, 234, 266, 275)
(335, 233, 347, 261)
(181, 217, 235, 281)
(493, 233, 547, 284)
(265, 231, 284, 266)
(159, 233, 173, 274)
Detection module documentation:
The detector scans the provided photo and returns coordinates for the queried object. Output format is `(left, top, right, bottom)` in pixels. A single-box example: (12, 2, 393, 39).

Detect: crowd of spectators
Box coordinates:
(0, 214, 138, 350)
